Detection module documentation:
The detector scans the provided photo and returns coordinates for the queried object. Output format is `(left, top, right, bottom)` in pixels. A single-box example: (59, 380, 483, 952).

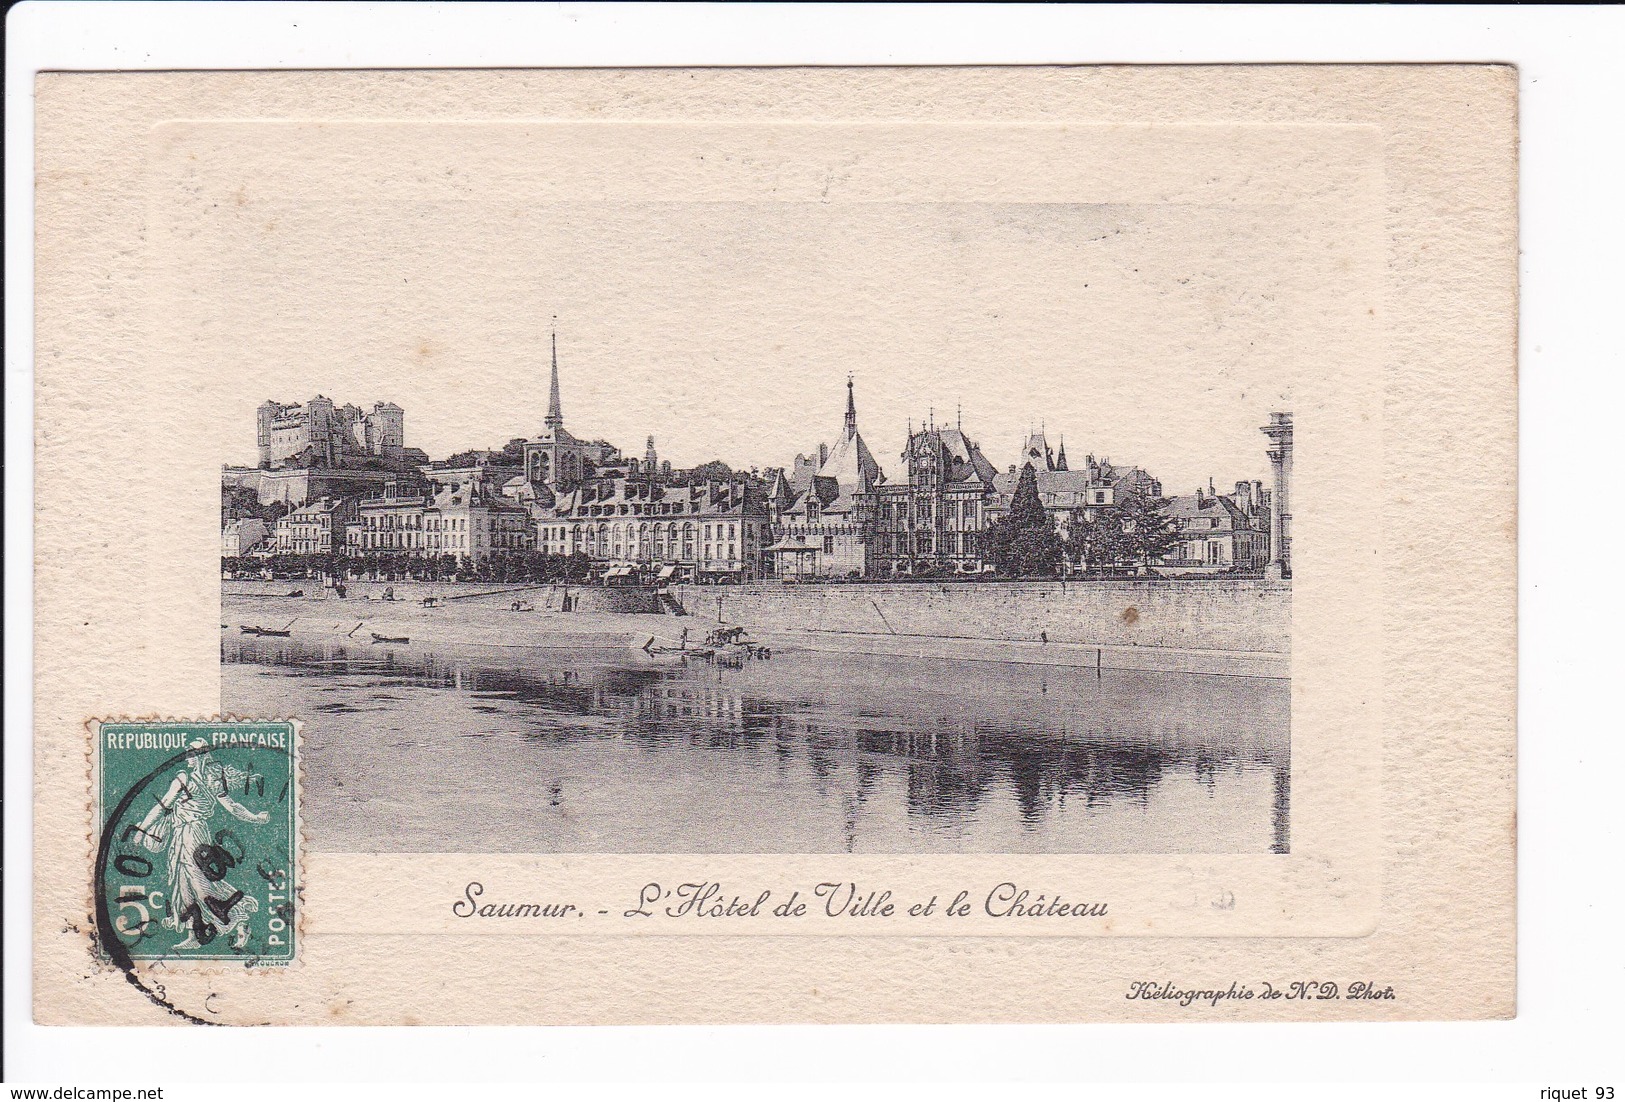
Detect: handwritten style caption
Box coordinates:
(451, 880, 1108, 923)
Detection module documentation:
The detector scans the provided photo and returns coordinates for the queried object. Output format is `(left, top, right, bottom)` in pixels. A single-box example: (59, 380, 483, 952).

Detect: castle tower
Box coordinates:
(306, 396, 337, 467)
(255, 401, 278, 467)
(645, 435, 658, 473)
(369, 401, 404, 461)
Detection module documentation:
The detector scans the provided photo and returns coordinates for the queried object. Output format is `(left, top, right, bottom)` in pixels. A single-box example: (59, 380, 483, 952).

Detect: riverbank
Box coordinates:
(224, 579, 1290, 679)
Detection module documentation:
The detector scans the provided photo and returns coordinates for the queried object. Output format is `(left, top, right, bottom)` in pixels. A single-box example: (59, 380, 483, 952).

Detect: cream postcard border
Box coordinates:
(34, 66, 1513, 1024)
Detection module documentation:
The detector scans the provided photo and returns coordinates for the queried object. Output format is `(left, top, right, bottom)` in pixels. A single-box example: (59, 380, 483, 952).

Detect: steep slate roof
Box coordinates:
(990, 457, 1162, 507)
(1165, 493, 1248, 531)
(785, 378, 886, 516)
(1020, 431, 1054, 470)
(910, 427, 999, 487)
(815, 428, 882, 496)
(764, 468, 796, 507)
(546, 476, 760, 519)
(282, 497, 351, 523)
(992, 467, 1098, 508)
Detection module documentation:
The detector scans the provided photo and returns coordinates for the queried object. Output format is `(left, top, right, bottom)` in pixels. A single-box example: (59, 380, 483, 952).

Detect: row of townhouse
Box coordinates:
(240, 467, 534, 565)
(247, 466, 771, 582)
(528, 475, 769, 582)
(346, 467, 532, 561)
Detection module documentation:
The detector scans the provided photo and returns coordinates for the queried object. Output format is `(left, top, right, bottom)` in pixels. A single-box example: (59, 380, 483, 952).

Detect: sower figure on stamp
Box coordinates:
(135, 737, 268, 950)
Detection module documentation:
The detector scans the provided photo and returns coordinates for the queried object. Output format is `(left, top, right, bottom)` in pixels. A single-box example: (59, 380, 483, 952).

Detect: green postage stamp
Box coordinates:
(93, 720, 299, 966)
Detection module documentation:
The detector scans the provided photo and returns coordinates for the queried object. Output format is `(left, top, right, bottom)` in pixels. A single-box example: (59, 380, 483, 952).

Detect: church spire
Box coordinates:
(844, 375, 858, 438)
(545, 321, 564, 431)
(1056, 435, 1069, 471)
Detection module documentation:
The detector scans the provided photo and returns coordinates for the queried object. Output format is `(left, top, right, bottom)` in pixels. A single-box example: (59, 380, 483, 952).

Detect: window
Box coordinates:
(823, 536, 834, 554)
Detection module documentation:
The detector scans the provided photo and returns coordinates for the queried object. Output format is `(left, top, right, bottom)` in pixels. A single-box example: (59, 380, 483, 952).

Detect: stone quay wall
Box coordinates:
(223, 578, 660, 614)
(671, 579, 1291, 655)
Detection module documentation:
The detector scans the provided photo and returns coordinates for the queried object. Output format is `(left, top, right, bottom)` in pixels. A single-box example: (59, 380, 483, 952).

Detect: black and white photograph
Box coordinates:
(216, 200, 1294, 855)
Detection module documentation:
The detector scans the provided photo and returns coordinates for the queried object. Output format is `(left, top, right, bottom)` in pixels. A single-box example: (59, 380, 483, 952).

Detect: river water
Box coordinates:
(222, 635, 1289, 854)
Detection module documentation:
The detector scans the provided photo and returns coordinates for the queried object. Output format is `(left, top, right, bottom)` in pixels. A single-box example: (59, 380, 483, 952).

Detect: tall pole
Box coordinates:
(1260, 412, 1293, 580)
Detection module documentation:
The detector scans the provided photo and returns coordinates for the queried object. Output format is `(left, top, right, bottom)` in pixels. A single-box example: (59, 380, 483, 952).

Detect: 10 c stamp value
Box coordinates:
(93, 721, 299, 968)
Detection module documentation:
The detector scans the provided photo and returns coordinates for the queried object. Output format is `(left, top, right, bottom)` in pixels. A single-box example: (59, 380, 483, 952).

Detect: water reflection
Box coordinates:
(223, 636, 1289, 854)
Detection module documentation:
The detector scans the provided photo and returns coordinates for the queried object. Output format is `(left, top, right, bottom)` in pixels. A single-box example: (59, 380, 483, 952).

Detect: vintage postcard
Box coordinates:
(32, 65, 1515, 1024)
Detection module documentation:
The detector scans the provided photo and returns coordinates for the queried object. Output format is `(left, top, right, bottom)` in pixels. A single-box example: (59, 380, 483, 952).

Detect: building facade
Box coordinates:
(347, 467, 533, 566)
(764, 379, 885, 580)
(1160, 481, 1270, 574)
(535, 476, 769, 582)
(273, 497, 357, 556)
(861, 417, 1001, 576)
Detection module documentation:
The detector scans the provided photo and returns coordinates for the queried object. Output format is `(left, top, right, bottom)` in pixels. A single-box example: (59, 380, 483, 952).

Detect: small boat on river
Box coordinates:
(240, 625, 292, 638)
(639, 636, 713, 661)
(371, 632, 410, 644)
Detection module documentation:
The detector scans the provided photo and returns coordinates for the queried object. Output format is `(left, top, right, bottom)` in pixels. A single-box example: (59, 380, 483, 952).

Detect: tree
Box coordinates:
(670, 460, 768, 494)
(250, 499, 293, 526)
(1068, 489, 1180, 573)
(984, 463, 1064, 578)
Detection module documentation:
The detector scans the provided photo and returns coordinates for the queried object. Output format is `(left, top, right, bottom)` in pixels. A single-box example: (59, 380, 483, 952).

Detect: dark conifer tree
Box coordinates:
(985, 463, 1064, 578)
